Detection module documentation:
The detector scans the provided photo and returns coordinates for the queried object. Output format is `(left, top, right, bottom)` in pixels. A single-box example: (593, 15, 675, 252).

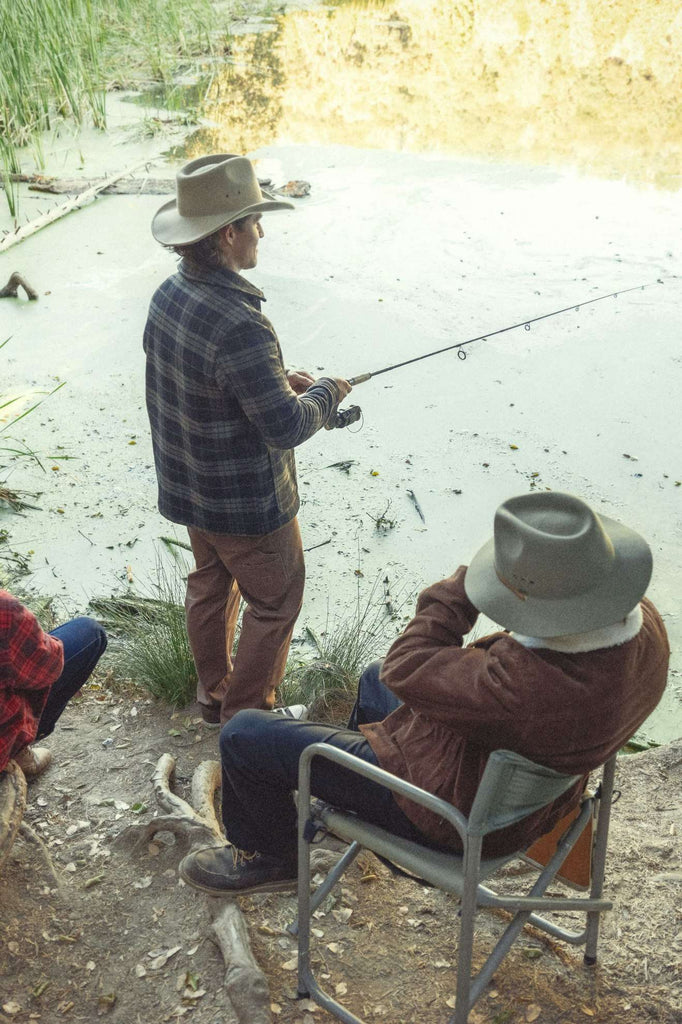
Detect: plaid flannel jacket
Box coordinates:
(144, 261, 340, 535)
(0, 590, 63, 771)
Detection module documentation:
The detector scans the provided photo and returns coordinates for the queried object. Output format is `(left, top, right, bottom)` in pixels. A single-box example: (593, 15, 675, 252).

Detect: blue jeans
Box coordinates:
(219, 660, 427, 864)
(36, 617, 108, 740)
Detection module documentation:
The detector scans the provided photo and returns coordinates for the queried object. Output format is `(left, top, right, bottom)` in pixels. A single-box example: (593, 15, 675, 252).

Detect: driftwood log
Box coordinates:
(114, 753, 272, 1024)
(0, 760, 27, 875)
(7, 172, 277, 197)
(0, 271, 38, 300)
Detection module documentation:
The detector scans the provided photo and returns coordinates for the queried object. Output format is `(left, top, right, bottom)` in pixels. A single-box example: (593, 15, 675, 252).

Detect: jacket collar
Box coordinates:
(178, 258, 265, 302)
(511, 604, 644, 653)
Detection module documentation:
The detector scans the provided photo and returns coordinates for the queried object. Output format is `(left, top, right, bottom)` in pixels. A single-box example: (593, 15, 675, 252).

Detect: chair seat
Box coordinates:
(319, 805, 516, 895)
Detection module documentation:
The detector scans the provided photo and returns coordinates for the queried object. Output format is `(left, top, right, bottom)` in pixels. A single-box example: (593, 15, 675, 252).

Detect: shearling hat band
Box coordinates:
(464, 491, 652, 637)
(152, 154, 294, 246)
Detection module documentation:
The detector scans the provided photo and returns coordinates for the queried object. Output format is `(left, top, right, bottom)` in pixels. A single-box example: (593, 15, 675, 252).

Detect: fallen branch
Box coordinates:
(8, 173, 175, 196)
(0, 272, 38, 300)
(0, 160, 154, 253)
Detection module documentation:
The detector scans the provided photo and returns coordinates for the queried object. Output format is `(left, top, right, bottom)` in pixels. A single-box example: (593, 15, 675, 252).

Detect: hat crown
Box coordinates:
(176, 154, 262, 219)
(494, 495, 615, 600)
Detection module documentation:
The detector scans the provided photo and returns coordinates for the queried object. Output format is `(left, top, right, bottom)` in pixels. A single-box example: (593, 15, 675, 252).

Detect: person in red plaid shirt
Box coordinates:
(0, 590, 107, 778)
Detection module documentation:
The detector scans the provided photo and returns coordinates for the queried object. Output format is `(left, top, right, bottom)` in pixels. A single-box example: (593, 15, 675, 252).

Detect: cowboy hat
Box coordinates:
(151, 154, 294, 246)
(464, 491, 652, 637)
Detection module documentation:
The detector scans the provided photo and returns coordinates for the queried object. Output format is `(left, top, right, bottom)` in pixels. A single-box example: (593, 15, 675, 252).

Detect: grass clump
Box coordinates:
(281, 576, 411, 724)
(92, 557, 197, 708)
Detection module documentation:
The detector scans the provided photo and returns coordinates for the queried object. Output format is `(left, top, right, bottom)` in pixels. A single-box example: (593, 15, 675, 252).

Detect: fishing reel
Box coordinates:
(325, 404, 362, 430)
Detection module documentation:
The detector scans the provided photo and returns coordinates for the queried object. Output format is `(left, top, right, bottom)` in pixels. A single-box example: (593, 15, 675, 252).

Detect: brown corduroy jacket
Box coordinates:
(360, 566, 669, 856)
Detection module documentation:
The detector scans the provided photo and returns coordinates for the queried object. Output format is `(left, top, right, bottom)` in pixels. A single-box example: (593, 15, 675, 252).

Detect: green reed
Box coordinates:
(0, 0, 222, 216)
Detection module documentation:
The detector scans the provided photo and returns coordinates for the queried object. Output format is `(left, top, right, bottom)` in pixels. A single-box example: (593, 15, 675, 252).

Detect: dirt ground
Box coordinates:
(0, 676, 680, 1024)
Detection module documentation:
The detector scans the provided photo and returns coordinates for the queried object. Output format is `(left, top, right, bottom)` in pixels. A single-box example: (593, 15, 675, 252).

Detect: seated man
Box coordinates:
(179, 491, 669, 896)
(1, 591, 107, 778)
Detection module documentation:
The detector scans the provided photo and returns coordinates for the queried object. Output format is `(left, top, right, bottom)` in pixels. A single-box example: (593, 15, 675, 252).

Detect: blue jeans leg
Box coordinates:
(347, 659, 401, 730)
(36, 617, 108, 740)
(219, 708, 426, 865)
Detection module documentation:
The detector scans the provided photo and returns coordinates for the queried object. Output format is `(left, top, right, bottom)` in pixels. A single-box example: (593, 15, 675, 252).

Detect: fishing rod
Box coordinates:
(327, 279, 662, 428)
(347, 279, 662, 387)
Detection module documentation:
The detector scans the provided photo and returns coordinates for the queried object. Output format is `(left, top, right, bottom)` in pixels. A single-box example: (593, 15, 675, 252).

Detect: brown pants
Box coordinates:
(185, 518, 305, 723)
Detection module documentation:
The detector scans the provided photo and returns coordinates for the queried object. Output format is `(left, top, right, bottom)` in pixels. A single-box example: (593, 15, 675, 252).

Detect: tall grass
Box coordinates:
(0, 0, 225, 216)
(280, 576, 412, 724)
(92, 556, 198, 708)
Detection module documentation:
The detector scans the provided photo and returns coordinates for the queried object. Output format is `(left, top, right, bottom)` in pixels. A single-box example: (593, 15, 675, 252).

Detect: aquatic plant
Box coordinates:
(0, 0, 227, 216)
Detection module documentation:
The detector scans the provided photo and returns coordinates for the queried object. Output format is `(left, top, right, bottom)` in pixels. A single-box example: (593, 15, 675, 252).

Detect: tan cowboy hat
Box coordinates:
(151, 154, 294, 246)
(464, 491, 652, 637)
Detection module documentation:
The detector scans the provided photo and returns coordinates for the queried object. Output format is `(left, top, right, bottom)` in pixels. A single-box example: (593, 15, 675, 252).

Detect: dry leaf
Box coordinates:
(445, 996, 457, 1009)
(281, 957, 298, 971)
(526, 1005, 541, 1022)
(135, 964, 147, 978)
(335, 983, 348, 996)
(270, 1004, 282, 1015)
(2, 1004, 22, 1016)
(581, 1009, 595, 1018)
(326, 943, 340, 953)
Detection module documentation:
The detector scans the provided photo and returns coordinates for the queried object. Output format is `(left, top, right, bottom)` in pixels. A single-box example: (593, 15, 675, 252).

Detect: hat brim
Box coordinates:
(151, 193, 295, 246)
(464, 513, 652, 637)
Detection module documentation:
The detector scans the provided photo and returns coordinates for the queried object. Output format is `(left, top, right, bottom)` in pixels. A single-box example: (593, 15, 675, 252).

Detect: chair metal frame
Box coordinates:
(294, 744, 616, 1024)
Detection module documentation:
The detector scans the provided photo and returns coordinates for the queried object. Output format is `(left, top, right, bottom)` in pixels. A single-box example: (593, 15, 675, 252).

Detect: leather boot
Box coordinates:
(14, 745, 52, 778)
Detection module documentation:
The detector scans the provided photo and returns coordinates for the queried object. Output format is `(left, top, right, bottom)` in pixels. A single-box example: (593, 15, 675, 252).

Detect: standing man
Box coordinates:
(144, 154, 351, 725)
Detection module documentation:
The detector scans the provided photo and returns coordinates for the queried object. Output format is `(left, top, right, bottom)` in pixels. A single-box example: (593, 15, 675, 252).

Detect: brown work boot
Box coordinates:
(14, 745, 52, 779)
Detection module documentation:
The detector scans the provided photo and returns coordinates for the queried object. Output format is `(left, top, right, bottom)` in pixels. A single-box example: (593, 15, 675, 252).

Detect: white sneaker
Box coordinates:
(272, 704, 308, 720)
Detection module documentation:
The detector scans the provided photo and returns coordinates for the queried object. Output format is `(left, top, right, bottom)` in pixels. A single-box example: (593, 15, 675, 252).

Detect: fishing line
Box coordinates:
(346, 280, 663, 386)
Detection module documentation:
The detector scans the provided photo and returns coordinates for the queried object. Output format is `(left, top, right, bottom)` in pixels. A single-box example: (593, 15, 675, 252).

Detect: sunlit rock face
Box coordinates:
(179, 0, 682, 189)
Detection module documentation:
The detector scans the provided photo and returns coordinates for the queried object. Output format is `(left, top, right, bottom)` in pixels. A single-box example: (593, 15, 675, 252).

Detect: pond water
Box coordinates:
(150, 0, 682, 189)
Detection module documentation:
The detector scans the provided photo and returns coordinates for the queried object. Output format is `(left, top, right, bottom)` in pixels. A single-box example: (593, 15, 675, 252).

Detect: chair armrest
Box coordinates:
(297, 742, 470, 846)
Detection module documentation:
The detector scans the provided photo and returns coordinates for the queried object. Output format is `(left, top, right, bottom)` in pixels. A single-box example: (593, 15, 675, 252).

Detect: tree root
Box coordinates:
(0, 272, 38, 300)
(212, 902, 272, 1024)
(18, 820, 68, 900)
(113, 753, 223, 856)
(0, 760, 27, 875)
(113, 753, 273, 1023)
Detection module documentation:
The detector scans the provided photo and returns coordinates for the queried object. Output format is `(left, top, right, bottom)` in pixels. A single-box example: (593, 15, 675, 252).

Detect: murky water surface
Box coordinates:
(157, 0, 681, 189)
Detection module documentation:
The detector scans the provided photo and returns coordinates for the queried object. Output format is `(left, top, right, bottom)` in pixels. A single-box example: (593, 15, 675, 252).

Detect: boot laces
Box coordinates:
(231, 847, 260, 869)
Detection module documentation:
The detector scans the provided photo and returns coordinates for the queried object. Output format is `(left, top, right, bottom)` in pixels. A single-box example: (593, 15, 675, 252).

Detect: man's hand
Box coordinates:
(287, 370, 316, 395)
(331, 377, 352, 400)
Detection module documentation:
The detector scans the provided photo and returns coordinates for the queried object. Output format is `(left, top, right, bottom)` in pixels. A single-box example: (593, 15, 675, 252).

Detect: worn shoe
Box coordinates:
(179, 845, 297, 896)
(14, 745, 52, 779)
(200, 702, 222, 727)
(272, 704, 308, 721)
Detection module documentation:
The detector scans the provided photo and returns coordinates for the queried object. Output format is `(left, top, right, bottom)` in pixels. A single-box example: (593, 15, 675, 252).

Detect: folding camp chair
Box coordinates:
(294, 744, 616, 1024)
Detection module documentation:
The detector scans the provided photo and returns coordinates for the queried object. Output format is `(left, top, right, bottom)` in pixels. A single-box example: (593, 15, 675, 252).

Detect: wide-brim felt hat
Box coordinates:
(464, 491, 652, 637)
(152, 153, 294, 246)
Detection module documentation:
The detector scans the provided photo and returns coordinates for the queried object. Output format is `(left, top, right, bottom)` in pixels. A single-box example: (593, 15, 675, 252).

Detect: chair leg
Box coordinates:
(451, 839, 483, 1024)
(584, 756, 616, 965)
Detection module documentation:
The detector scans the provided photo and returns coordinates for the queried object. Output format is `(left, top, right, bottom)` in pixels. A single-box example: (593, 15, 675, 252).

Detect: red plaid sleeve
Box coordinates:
(0, 590, 64, 771)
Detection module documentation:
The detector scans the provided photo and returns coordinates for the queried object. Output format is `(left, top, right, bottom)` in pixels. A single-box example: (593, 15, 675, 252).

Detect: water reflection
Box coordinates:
(166, 0, 682, 188)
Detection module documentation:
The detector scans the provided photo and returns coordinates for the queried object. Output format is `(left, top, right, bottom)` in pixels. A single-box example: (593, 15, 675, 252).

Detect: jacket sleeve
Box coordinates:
(214, 318, 340, 449)
(380, 566, 526, 739)
(0, 591, 64, 695)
